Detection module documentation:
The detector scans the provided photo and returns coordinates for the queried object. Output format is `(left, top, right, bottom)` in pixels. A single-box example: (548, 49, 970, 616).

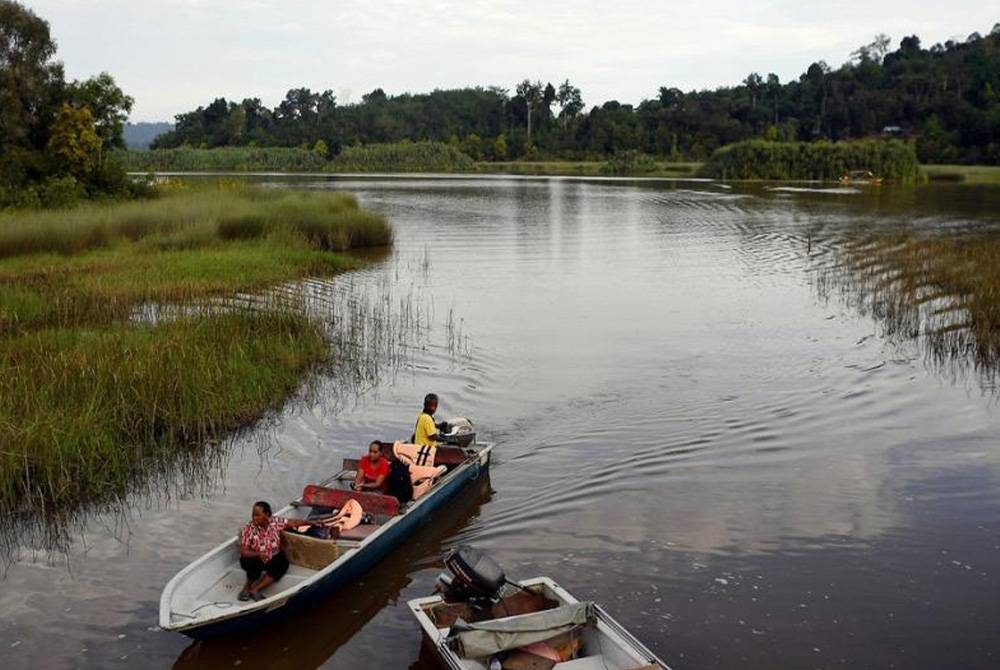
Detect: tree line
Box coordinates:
(153, 25, 1000, 165)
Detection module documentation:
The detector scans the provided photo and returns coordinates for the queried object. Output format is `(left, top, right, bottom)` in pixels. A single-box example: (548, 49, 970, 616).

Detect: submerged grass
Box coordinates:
(0, 185, 394, 548)
(815, 233, 1000, 386)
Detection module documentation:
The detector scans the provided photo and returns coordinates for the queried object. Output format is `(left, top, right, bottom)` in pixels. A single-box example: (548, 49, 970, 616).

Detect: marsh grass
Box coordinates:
(815, 234, 1000, 386)
(0, 185, 397, 554)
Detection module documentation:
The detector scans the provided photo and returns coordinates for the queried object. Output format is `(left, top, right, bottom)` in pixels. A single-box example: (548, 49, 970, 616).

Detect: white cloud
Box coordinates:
(24, 0, 1000, 120)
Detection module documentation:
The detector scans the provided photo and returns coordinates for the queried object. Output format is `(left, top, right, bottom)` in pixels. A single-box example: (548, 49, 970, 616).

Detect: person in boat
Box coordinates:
(352, 440, 390, 492)
(239, 500, 324, 602)
(413, 392, 444, 447)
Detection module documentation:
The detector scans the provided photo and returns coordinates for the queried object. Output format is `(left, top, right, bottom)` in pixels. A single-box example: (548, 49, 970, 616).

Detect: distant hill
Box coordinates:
(123, 122, 174, 149)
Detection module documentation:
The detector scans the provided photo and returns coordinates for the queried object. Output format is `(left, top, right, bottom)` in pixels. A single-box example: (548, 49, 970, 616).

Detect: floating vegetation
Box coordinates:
(813, 233, 1000, 388)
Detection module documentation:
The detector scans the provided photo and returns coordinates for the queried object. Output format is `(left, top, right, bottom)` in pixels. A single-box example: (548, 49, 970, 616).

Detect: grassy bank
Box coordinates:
(0, 185, 391, 520)
(700, 140, 921, 181)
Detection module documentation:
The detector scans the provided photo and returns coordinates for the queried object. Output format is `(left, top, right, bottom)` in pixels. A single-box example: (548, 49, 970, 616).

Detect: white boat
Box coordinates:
(160, 439, 492, 639)
(409, 547, 671, 670)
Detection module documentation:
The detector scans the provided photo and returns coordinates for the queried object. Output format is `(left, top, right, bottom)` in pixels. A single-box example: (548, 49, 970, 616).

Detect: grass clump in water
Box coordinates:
(0, 184, 393, 534)
(700, 139, 921, 181)
(817, 233, 1000, 385)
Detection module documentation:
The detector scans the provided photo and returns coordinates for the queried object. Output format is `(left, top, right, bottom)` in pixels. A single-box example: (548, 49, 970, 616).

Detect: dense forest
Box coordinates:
(0, 1, 138, 207)
(153, 26, 1000, 165)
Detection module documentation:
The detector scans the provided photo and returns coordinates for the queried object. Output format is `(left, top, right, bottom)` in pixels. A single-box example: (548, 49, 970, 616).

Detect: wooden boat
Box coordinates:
(159, 439, 493, 639)
(409, 549, 670, 670)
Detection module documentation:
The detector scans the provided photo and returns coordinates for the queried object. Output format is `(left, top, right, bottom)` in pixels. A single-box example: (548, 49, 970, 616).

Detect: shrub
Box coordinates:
(698, 139, 921, 181)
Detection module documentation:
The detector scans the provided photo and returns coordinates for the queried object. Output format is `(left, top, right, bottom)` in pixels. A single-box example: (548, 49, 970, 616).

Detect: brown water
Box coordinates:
(2, 177, 1000, 669)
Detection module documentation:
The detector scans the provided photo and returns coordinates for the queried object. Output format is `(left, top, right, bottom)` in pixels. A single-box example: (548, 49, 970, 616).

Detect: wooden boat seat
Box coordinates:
(299, 484, 400, 516)
(339, 524, 378, 541)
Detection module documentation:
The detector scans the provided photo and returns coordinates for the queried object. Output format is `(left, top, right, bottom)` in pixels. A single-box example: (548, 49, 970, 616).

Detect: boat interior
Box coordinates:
(168, 443, 477, 622)
(415, 581, 664, 670)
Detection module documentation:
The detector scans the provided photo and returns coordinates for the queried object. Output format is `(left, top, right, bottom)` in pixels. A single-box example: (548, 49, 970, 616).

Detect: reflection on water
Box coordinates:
(3, 177, 1000, 669)
(814, 234, 1000, 389)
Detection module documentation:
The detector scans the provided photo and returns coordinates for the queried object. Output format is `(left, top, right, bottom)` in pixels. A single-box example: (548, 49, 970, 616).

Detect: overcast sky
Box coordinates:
(26, 1, 1000, 122)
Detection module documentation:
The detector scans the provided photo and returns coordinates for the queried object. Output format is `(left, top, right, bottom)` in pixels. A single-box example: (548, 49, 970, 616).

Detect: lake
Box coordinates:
(2, 176, 999, 669)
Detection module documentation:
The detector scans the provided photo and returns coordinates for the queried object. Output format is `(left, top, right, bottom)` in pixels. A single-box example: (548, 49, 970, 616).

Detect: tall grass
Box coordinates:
(0, 187, 391, 262)
(0, 185, 394, 543)
(116, 147, 329, 172)
(330, 141, 475, 173)
(116, 141, 476, 174)
(699, 139, 922, 181)
(815, 234, 1000, 385)
(0, 311, 328, 516)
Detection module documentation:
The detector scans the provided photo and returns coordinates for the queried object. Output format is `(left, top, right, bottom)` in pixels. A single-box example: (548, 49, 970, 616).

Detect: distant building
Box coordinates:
(882, 125, 905, 136)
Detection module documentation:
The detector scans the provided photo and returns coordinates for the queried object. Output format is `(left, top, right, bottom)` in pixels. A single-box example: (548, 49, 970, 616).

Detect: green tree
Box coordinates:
(46, 103, 101, 181)
(65, 72, 133, 148)
(313, 138, 329, 158)
(0, 0, 64, 188)
(494, 133, 508, 160)
(515, 79, 544, 147)
(556, 80, 584, 124)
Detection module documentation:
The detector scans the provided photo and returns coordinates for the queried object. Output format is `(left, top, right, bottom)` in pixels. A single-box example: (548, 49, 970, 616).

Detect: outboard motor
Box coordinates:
(436, 545, 508, 604)
(438, 417, 476, 448)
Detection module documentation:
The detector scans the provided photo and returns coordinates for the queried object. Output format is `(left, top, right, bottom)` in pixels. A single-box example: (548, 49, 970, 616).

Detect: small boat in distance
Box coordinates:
(409, 546, 671, 670)
(838, 169, 883, 185)
(160, 433, 492, 639)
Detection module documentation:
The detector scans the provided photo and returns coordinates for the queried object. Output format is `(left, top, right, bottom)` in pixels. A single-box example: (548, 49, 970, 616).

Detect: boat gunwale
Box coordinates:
(159, 442, 493, 632)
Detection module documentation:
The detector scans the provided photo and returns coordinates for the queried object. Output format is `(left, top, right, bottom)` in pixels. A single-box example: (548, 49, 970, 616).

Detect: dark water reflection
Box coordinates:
(2, 176, 1000, 669)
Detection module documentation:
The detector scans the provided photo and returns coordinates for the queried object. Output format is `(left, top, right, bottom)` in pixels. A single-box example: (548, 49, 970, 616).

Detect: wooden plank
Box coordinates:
(299, 484, 400, 516)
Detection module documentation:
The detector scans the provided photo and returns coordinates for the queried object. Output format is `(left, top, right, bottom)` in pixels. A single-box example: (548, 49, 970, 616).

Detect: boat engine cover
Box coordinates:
(442, 545, 506, 600)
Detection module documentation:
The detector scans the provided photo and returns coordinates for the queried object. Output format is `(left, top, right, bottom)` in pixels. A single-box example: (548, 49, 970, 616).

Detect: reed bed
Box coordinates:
(0, 185, 395, 550)
(700, 139, 921, 181)
(116, 147, 329, 172)
(117, 141, 475, 174)
(814, 234, 1000, 386)
(329, 141, 475, 173)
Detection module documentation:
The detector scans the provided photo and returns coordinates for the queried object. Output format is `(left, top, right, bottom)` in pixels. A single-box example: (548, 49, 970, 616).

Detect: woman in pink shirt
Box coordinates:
(238, 500, 324, 601)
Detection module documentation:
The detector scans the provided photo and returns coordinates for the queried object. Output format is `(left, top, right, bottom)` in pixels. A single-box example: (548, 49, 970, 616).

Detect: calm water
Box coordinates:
(2, 177, 999, 669)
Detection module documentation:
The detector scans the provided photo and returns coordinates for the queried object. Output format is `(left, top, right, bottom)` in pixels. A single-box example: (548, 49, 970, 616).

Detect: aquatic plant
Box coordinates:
(814, 233, 1000, 387)
(700, 140, 922, 181)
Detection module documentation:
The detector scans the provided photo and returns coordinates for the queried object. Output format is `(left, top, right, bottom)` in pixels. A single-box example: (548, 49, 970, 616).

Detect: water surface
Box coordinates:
(2, 177, 999, 669)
